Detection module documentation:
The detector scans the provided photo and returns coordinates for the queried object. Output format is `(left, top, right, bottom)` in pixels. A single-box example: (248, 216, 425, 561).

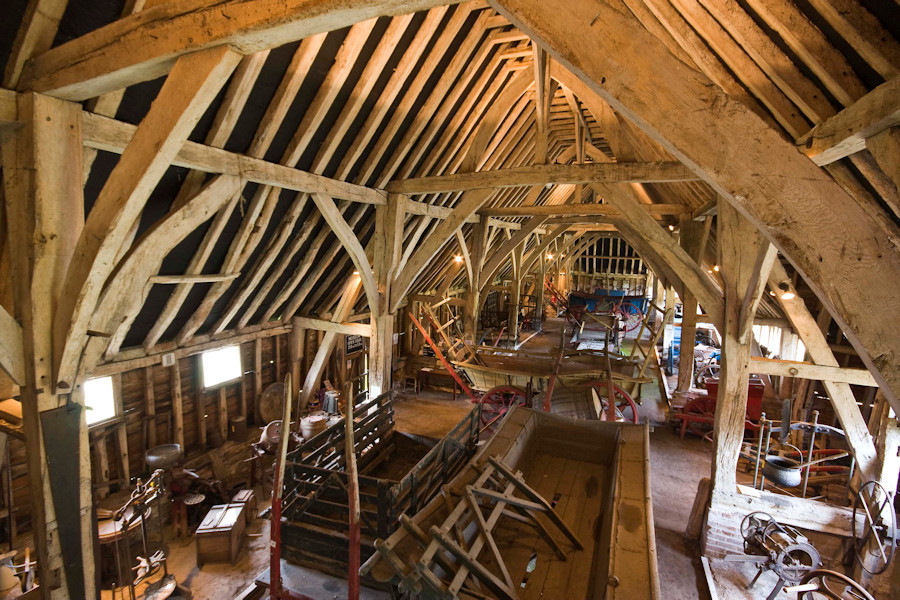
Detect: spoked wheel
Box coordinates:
(852, 481, 897, 575)
(740, 511, 774, 539)
(565, 306, 584, 327)
(695, 363, 721, 388)
(615, 302, 643, 333)
(480, 386, 527, 433)
(796, 569, 875, 600)
(587, 381, 639, 424)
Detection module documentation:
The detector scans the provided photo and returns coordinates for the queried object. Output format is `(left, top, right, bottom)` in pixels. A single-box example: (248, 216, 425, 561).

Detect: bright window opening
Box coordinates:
(84, 376, 117, 425)
(201, 345, 242, 389)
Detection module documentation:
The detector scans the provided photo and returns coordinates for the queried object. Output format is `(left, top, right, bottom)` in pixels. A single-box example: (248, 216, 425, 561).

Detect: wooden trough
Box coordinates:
(362, 406, 660, 599)
(280, 391, 480, 577)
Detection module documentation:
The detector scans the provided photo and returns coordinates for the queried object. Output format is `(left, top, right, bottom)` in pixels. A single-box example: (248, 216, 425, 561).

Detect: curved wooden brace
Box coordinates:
(85, 175, 242, 369)
(312, 193, 380, 316)
(53, 46, 241, 388)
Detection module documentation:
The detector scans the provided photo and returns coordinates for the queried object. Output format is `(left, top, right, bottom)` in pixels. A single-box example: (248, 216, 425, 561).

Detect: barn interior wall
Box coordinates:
(5, 330, 305, 538)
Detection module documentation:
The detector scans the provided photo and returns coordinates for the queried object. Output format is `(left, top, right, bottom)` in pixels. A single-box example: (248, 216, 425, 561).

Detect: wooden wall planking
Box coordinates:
(6, 334, 295, 541)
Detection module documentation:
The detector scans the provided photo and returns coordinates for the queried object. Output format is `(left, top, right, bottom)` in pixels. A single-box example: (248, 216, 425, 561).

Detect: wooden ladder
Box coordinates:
(374, 456, 582, 600)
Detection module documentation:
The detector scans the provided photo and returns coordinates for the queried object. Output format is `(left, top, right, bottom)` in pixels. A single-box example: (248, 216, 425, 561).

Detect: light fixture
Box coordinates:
(713, 265, 720, 272)
(668, 225, 675, 231)
(353, 270, 360, 275)
(777, 281, 795, 300)
(454, 254, 463, 264)
(560, 253, 565, 258)
(546, 253, 553, 260)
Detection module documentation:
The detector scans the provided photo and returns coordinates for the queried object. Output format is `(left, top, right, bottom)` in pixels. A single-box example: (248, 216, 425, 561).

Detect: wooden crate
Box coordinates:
(195, 503, 245, 566)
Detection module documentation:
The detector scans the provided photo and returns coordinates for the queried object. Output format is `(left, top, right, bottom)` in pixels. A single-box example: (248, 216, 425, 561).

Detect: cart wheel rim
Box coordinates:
(480, 386, 527, 427)
(586, 381, 639, 424)
(615, 302, 643, 333)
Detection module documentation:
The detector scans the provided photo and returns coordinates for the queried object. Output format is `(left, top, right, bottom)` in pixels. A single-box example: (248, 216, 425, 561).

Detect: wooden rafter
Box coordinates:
(91, 176, 243, 363)
(796, 77, 900, 166)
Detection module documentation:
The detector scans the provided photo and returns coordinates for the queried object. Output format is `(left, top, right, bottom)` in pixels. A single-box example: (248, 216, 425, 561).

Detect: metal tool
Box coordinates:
(850, 481, 896, 575)
(724, 512, 820, 600)
(112, 469, 187, 599)
(784, 569, 874, 600)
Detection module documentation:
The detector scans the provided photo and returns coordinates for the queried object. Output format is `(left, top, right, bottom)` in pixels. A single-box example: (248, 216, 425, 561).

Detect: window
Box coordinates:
(84, 376, 118, 425)
(201, 345, 242, 389)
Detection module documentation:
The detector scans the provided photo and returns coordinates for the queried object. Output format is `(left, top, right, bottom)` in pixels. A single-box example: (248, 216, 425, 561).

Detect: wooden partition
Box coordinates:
(281, 391, 480, 576)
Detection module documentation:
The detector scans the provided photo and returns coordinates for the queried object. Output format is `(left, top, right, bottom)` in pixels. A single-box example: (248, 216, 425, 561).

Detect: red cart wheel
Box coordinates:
(615, 302, 643, 333)
(587, 381, 639, 424)
(480, 386, 527, 430)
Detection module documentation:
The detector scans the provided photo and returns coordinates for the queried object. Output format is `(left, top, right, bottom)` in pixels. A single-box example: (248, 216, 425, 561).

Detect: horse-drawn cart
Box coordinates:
(453, 346, 652, 427)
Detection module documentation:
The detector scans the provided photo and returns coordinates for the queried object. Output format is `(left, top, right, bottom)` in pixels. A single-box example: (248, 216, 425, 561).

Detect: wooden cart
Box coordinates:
(361, 407, 661, 599)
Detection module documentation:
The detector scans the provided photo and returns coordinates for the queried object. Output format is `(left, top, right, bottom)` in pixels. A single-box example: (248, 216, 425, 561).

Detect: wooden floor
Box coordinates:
(489, 452, 608, 599)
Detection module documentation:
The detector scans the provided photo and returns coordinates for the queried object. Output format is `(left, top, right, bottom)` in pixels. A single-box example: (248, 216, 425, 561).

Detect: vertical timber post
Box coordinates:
(289, 320, 305, 412)
(703, 200, 770, 556)
(676, 215, 706, 392)
(465, 220, 488, 342)
(371, 194, 403, 397)
(2, 92, 95, 599)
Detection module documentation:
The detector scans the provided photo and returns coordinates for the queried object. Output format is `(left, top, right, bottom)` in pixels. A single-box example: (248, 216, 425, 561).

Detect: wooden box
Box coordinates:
(231, 489, 257, 523)
(195, 503, 245, 566)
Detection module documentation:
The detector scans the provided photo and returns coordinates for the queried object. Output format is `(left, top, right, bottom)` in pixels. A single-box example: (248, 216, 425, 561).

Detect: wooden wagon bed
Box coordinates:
(362, 407, 660, 599)
(454, 348, 650, 392)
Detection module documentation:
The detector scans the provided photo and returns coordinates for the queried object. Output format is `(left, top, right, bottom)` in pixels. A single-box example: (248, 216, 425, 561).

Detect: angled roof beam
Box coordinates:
(391, 189, 495, 311)
(53, 46, 241, 388)
(3, 0, 69, 88)
(312, 193, 380, 315)
(86, 176, 242, 364)
(142, 35, 323, 349)
(593, 183, 723, 326)
(768, 260, 878, 481)
(480, 216, 549, 290)
(82, 112, 386, 205)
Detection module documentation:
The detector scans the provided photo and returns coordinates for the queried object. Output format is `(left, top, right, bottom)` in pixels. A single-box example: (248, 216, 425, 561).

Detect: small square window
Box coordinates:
(84, 376, 118, 425)
(201, 345, 242, 389)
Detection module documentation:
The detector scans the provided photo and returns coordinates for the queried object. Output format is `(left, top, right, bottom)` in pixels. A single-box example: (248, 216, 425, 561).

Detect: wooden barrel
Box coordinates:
(229, 415, 247, 441)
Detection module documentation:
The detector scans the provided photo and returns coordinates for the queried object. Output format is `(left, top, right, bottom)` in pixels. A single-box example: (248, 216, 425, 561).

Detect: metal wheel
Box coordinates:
(615, 302, 643, 333)
(480, 386, 527, 431)
(740, 511, 773, 539)
(775, 543, 820, 584)
(852, 481, 897, 575)
(695, 363, 721, 388)
(587, 381, 639, 424)
(797, 569, 875, 600)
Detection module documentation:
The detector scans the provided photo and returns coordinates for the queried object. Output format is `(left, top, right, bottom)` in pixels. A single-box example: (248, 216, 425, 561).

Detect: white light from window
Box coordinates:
(201, 345, 242, 388)
(84, 376, 117, 425)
